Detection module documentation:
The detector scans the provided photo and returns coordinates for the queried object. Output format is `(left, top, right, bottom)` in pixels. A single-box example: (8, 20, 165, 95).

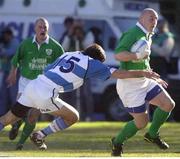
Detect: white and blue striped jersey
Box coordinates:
(38, 51, 115, 92)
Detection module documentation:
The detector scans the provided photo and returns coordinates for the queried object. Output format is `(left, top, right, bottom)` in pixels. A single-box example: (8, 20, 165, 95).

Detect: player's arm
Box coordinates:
(115, 49, 150, 62)
(115, 51, 138, 61)
(6, 63, 18, 87)
(115, 33, 139, 61)
(86, 59, 159, 81)
(6, 44, 23, 87)
(115, 33, 149, 61)
(111, 69, 160, 79)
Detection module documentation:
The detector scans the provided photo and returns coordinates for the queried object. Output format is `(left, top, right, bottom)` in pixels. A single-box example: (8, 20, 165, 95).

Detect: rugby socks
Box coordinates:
(40, 117, 68, 138)
(18, 119, 36, 144)
(114, 120, 139, 144)
(0, 123, 4, 131)
(148, 107, 170, 138)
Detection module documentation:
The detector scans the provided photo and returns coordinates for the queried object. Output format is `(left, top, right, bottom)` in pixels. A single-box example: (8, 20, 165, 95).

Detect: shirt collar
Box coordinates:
(136, 22, 149, 35)
(32, 35, 49, 44)
(136, 22, 154, 40)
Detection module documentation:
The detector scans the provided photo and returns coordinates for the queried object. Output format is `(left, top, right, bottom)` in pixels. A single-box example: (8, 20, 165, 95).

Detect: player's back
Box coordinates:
(41, 51, 89, 92)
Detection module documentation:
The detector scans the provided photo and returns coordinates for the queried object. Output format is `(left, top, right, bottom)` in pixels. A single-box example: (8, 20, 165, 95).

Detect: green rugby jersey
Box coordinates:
(11, 37, 64, 79)
(115, 25, 151, 70)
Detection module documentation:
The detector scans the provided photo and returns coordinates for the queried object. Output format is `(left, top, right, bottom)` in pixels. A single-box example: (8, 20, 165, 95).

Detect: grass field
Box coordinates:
(0, 122, 180, 157)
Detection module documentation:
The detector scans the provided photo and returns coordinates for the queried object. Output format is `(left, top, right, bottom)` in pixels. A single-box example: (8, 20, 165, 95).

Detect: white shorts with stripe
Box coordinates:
(116, 77, 164, 113)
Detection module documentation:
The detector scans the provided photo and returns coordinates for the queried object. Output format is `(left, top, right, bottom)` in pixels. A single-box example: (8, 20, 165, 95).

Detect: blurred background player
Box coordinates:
(6, 17, 64, 150)
(150, 19, 175, 79)
(0, 27, 19, 116)
(59, 16, 74, 44)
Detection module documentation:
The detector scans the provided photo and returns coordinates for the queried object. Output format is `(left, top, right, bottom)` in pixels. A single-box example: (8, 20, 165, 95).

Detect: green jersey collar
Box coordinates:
(136, 22, 149, 35)
(32, 35, 50, 44)
(136, 22, 154, 40)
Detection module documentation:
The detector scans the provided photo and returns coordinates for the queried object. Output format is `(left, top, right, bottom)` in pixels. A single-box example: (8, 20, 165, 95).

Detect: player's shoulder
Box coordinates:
(88, 58, 105, 68)
(49, 37, 62, 46)
(18, 37, 33, 48)
(118, 27, 139, 46)
(21, 37, 33, 44)
(126, 26, 144, 37)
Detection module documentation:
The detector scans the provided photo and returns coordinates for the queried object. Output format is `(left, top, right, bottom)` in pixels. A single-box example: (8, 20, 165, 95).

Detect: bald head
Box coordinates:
(140, 8, 158, 18)
(139, 8, 158, 32)
(35, 17, 49, 29)
(34, 17, 49, 43)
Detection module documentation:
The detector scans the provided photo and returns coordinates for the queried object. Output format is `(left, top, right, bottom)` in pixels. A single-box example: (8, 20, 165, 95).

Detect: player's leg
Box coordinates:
(8, 81, 22, 141)
(9, 76, 31, 141)
(112, 78, 150, 156)
(30, 98, 79, 150)
(145, 88, 175, 149)
(0, 110, 20, 131)
(9, 119, 23, 140)
(41, 104, 79, 136)
(0, 102, 30, 131)
(114, 112, 149, 143)
(9, 93, 23, 140)
(16, 108, 40, 150)
(111, 111, 148, 156)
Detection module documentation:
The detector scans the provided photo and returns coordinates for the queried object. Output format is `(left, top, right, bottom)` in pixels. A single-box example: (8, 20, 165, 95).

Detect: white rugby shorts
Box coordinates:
(18, 78, 66, 113)
(18, 76, 32, 93)
(116, 77, 163, 110)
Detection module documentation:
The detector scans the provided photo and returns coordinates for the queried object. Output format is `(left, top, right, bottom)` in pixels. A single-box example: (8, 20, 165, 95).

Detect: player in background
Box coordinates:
(6, 17, 64, 150)
(111, 8, 175, 157)
(0, 44, 160, 150)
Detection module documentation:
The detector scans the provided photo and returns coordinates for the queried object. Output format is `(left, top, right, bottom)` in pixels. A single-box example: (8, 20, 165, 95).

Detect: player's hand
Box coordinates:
(136, 49, 151, 59)
(142, 70, 160, 79)
(153, 78, 168, 88)
(6, 71, 17, 87)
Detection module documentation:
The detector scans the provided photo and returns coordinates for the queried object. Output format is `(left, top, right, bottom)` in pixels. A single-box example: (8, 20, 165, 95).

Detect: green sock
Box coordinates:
(148, 107, 170, 138)
(18, 118, 36, 145)
(114, 120, 139, 144)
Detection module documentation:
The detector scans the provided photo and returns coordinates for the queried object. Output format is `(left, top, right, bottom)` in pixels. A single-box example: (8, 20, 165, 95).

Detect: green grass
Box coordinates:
(0, 122, 180, 157)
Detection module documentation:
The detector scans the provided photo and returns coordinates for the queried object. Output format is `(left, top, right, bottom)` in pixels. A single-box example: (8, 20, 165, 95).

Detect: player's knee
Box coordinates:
(60, 111, 79, 126)
(136, 121, 148, 129)
(28, 115, 37, 124)
(135, 118, 148, 129)
(167, 99, 175, 112)
(27, 109, 40, 124)
(162, 99, 175, 112)
(70, 110, 79, 124)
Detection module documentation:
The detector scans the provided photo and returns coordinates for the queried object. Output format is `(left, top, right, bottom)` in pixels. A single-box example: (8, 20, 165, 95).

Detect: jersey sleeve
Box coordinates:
(11, 42, 24, 67)
(52, 38, 65, 58)
(85, 59, 112, 80)
(56, 43, 64, 56)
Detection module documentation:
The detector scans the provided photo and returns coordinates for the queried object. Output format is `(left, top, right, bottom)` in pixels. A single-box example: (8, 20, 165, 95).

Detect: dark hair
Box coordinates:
(64, 17, 74, 25)
(83, 43, 106, 62)
(2, 27, 13, 35)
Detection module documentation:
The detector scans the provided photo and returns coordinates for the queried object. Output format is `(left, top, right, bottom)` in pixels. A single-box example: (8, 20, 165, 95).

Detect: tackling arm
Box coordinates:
(111, 69, 160, 79)
(114, 51, 138, 61)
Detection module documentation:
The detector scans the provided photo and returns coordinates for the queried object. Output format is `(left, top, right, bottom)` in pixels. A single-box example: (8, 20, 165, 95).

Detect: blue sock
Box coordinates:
(41, 117, 68, 136)
(0, 123, 4, 131)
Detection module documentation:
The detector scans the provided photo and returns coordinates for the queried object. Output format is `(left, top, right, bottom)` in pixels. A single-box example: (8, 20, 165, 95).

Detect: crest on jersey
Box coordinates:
(46, 49, 52, 55)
